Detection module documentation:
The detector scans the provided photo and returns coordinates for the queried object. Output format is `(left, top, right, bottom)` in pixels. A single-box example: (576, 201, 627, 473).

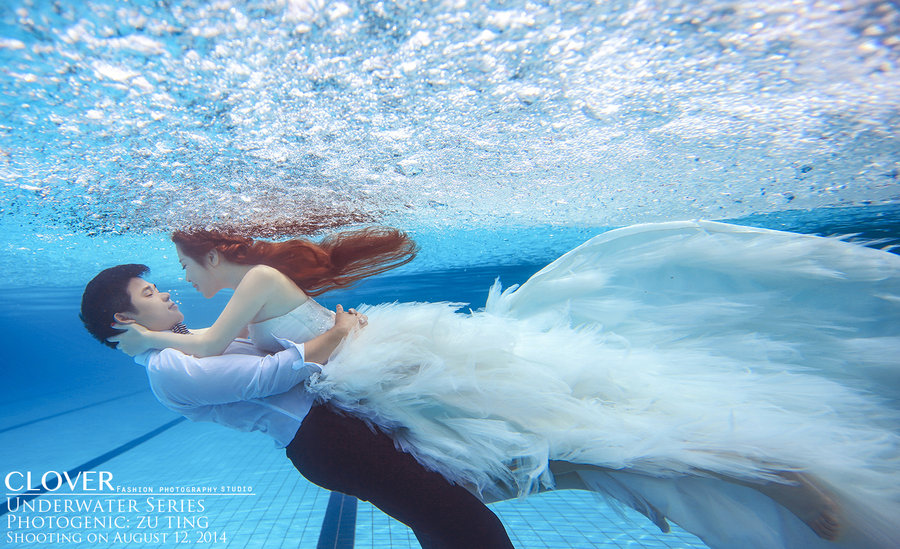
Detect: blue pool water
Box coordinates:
(1, 250, 721, 549)
(2, 0, 899, 547)
(2, 207, 899, 549)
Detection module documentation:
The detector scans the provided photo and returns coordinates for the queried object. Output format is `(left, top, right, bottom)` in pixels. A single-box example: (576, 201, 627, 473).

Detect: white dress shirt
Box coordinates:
(134, 338, 321, 448)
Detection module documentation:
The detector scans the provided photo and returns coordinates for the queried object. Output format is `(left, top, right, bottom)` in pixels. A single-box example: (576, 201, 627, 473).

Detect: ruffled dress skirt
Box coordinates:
(306, 221, 900, 549)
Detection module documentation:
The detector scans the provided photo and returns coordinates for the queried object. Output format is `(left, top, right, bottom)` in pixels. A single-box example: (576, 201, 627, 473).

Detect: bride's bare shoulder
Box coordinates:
(246, 264, 308, 296)
(246, 264, 281, 279)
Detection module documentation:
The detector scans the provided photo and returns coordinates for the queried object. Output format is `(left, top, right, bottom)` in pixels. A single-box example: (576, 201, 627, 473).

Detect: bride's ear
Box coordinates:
(207, 249, 220, 267)
(113, 312, 136, 324)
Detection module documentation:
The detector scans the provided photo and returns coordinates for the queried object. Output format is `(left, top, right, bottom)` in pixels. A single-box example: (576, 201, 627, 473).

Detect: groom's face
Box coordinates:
(113, 277, 185, 331)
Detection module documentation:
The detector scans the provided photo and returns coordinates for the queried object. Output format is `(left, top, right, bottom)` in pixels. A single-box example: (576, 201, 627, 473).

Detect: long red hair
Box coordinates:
(172, 226, 417, 296)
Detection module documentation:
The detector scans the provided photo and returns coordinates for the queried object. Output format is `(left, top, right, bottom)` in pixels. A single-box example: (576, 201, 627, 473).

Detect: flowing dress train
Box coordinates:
(251, 221, 900, 549)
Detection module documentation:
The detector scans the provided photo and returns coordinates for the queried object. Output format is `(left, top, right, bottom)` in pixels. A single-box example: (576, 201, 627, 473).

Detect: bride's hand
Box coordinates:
(334, 304, 367, 335)
(349, 308, 368, 328)
(107, 323, 153, 357)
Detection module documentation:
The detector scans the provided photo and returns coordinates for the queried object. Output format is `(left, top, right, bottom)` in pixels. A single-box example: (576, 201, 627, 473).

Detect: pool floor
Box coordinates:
(2, 388, 709, 548)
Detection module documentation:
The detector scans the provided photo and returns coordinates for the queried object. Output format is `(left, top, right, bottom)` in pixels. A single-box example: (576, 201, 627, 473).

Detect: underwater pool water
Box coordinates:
(2, 208, 899, 549)
(1, 258, 721, 549)
(2, 0, 899, 547)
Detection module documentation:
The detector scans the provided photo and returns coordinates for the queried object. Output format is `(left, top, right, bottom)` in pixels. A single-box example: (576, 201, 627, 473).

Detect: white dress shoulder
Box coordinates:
(251, 220, 900, 549)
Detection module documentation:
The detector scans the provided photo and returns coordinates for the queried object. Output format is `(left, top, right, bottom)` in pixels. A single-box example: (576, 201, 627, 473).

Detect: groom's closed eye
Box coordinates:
(140, 284, 160, 297)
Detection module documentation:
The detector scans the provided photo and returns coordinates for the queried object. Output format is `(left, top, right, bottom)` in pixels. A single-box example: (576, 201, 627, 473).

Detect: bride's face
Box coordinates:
(176, 245, 219, 298)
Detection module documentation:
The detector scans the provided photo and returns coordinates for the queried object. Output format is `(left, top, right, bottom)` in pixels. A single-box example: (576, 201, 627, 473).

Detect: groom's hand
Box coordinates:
(107, 323, 152, 357)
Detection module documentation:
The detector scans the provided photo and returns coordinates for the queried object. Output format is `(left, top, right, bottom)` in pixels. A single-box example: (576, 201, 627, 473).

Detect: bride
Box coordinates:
(111, 221, 900, 549)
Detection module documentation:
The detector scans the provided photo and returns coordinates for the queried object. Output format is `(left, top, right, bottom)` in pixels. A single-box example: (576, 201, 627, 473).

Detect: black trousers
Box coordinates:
(285, 403, 514, 549)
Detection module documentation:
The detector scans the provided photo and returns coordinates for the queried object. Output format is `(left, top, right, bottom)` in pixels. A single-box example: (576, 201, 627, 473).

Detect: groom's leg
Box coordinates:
(286, 403, 514, 549)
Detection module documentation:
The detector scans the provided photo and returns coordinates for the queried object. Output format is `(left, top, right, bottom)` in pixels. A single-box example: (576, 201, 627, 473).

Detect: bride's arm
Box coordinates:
(302, 305, 364, 364)
(112, 267, 276, 357)
(187, 327, 247, 337)
(116, 301, 362, 362)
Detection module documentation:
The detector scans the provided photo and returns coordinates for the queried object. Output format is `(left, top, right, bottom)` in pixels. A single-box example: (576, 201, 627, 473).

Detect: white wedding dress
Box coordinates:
(250, 220, 900, 549)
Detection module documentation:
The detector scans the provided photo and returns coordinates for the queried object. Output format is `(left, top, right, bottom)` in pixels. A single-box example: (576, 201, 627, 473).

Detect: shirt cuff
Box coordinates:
(272, 336, 322, 373)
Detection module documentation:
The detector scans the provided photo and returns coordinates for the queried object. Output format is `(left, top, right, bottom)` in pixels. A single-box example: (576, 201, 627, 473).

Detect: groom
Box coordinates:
(80, 264, 514, 549)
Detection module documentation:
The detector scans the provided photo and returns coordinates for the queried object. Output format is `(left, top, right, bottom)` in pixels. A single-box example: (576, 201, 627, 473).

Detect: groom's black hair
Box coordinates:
(80, 264, 149, 349)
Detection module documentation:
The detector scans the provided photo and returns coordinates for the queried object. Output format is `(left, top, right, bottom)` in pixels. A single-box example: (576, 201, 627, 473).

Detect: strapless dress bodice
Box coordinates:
(248, 298, 335, 353)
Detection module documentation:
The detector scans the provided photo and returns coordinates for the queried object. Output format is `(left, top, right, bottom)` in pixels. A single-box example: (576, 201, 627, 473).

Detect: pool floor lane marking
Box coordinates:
(316, 492, 357, 549)
(5, 415, 358, 548)
(1, 417, 186, 517)
(0, 389, 149, 434)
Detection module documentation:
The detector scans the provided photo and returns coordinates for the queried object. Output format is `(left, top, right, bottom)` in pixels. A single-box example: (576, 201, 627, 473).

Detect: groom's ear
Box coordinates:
(113, 312, 137, 324)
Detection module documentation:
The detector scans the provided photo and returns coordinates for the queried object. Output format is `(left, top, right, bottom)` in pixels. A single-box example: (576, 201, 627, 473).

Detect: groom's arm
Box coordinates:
(137, 339, 320, 407)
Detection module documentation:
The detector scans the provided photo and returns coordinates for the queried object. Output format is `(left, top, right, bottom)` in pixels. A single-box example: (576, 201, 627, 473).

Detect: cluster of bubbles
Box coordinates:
(0, 0, 898, 239)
